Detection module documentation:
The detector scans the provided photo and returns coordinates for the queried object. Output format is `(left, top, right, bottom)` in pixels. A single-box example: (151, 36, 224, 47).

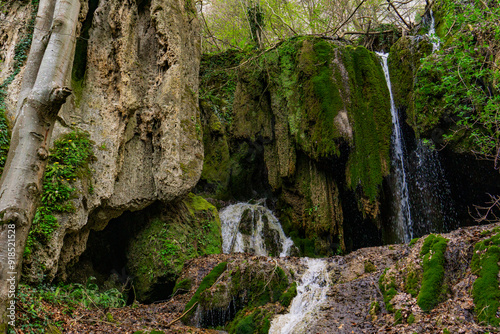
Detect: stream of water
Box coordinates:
(269, 258, 330, 334)
(427, 9, 440, 52)
(377, 52, 413, 243)
(219, 202, 294, 257)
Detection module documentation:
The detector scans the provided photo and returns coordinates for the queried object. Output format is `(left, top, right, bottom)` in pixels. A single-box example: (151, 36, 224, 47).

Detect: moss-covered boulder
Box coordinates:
(184, 258, 295, 332)
(127, 193, 222, 302)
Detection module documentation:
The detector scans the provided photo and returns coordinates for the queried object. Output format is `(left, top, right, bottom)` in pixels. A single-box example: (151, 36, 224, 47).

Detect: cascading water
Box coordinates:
(407, 141, 457, 236)
(220, 202, 295, 257)
(377, 52, 413, 243)
(269, 258, 330, 334)
(427, 9, 440, 52)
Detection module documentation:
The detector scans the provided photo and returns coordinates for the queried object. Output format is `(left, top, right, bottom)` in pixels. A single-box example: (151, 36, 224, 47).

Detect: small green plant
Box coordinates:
(25, 130, 95, 257)
(364, 260, 376, 273)
(379, 268, 397, 313)
(409, 238, 419, 247)
(16, 277, 125, 333)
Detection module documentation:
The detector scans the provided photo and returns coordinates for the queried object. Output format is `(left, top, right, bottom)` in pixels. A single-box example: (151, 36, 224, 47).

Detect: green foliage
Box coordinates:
(183, 262, 228, 318)
(414, 0, 500, 157)
(227, 307, 272, 334)
(417, 234, 448, 312)
(16, 277, 125, 333)
(405, 269, 420, 298)
(407, 313, 415, 325)
(379, 269, 397, 313)
(394, 309, 403, 324)
(471, 230, 500, 326)
(278, 281, 297, 307)
(25, 131, 95, 257)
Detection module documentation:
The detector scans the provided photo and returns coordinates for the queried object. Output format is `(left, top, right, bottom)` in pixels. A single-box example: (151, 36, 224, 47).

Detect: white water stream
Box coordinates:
(376, 52, 413, 243)
(220, 202, 294, 257)
(427, 9, 440, 52)
(269, 258, 330, 334)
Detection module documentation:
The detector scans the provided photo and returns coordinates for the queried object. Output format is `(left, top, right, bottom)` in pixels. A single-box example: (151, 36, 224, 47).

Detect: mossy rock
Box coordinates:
(191, 259, 294, 330)
(417, 234, 448, 312)
(471, 230, 500, 326)
(127, 193, 222, 302)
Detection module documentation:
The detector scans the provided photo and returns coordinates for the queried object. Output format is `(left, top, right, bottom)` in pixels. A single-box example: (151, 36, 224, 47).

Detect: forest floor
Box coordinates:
(13, 224, 500, 334)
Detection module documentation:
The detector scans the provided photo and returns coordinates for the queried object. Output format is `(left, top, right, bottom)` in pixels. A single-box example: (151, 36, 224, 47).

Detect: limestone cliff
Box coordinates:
(198, 39, 392, 255)
(0, 0, 203, 282)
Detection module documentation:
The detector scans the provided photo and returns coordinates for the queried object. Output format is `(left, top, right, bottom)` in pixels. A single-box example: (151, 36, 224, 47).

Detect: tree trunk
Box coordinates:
(0, 0, 80, 331)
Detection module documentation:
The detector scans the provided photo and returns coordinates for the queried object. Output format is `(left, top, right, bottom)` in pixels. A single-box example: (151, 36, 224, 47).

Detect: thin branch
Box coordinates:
(386, 0, 412, 30)
(327, 0, 368, 36)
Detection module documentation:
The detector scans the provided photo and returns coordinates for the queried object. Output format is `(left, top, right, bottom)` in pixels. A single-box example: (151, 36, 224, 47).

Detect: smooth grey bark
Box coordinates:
(0, 0, 80, 331)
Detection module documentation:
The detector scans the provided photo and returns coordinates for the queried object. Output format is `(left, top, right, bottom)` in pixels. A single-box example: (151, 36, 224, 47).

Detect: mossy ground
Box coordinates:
(417, 234, 448, 312)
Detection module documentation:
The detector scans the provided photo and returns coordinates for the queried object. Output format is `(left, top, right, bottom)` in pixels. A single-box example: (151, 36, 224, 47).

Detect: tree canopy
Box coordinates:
(198, 0, 426, 52)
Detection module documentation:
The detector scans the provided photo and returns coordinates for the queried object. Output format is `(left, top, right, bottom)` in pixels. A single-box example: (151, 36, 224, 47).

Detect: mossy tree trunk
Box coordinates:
(0, 0, 80, 331)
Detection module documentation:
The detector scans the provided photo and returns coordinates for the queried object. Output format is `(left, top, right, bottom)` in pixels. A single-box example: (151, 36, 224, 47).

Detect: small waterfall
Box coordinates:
(376, 52, 413, 243)
(220, 202, 295, 257)
(427, 9, 440, 52)
(408, 141, 457, 236)
(269, 258, 330, 334)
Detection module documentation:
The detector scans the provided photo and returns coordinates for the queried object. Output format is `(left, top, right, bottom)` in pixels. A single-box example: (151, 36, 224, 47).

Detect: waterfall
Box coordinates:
(408, 141, 457, 236)
(427, 9, 440, 52)
(376, 52, 413, 243)
(269, 258, 330, 334)
(220, 202, 295, 257)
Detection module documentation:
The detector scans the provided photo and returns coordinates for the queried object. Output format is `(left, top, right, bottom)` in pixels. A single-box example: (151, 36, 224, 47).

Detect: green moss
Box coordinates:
(278, 282, 297, 307)
(364, 261, 376, 273)
(227, 307, 273, 334)
(127, 193, 222, 301)
(183, 262, 228, 318)
(471, 231, 500, 326)
(407, 313, 415, 325)
(409, 237, 419, 247)
(343, 46, 392, 201)
(173, 278, 192, 295)
(25, 130, 95, 258)
(394, 309, 403, 324)
(369, 301, 380, 316)
(405, 269, 420, 298)
(379, 269, 397, 313)
(417, 234, 448, 312)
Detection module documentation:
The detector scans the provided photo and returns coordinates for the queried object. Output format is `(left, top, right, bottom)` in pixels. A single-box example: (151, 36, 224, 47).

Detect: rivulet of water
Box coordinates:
(269, 258, 330, 334)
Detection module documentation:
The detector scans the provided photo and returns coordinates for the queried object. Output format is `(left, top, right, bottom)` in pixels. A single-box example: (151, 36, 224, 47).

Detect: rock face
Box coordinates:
(0, 0, 203, 282)
(198, 39, 392, 255)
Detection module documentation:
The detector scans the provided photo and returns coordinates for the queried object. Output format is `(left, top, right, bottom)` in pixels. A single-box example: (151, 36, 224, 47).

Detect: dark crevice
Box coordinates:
(72, 0, 99, 82)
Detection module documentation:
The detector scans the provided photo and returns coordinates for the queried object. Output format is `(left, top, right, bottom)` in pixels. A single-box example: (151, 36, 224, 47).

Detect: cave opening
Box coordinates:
(66, 203, 176, 305)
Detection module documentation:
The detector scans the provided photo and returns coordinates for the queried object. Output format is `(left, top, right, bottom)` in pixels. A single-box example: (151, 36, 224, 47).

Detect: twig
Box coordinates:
(386, 0, 413, 30)
(167, 301, 198, 327)
(328, 0, 368, 36)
